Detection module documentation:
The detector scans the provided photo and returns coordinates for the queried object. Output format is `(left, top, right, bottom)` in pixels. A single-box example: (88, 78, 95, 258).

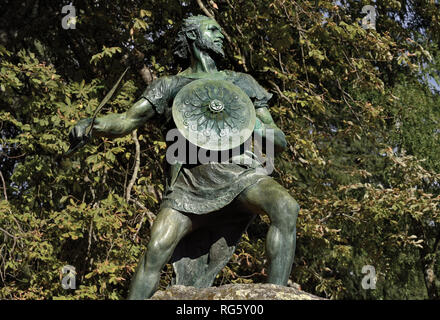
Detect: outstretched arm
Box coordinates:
(92, 97, 156, 138)
(254, 107, 287, 154)
(69, 97, 156, 145)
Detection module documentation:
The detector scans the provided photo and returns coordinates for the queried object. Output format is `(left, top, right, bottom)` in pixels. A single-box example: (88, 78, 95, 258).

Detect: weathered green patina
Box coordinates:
(68, 15, 299, 300)
(172, 79, 255, 151)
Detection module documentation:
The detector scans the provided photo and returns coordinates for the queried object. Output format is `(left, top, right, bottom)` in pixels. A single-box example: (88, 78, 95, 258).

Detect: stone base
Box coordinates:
(149, 283, 325, 300)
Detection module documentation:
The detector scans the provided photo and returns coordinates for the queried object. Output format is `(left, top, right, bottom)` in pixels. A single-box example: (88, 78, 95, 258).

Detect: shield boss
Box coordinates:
(172, 79, 256, 151)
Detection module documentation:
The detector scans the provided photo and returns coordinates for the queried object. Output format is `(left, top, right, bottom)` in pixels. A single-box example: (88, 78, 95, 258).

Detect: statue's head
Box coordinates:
(174, 15, 225, 60)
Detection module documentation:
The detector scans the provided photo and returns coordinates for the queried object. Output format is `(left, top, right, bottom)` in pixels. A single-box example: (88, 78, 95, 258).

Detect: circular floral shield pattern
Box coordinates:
(172, 79, 256, 151)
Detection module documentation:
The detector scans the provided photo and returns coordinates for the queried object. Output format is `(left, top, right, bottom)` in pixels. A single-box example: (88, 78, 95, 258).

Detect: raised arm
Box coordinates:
(254, 107, 287, 154)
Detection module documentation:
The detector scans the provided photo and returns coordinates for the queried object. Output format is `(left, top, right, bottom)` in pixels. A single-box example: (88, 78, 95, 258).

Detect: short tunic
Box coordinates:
(141, 70, 273, 215)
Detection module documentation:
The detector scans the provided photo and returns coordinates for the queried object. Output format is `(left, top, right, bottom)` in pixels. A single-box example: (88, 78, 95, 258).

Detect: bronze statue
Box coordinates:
(68, 15, 299, 300)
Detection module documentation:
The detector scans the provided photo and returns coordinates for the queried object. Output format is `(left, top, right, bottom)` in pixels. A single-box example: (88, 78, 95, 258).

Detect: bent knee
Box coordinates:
(147, 209, 191, 253)
(148, 238, 172, 255)
(148, 227, 181, 256)
(271, 195, 299, 231)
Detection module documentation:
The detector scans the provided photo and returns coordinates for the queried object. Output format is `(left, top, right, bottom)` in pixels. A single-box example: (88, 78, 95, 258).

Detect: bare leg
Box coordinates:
(236, 178, 299, 285)
(127, 207, 193, 300)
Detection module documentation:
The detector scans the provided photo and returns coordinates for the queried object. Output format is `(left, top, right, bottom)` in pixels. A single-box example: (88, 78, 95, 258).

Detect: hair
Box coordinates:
(174, 15, 214, 60)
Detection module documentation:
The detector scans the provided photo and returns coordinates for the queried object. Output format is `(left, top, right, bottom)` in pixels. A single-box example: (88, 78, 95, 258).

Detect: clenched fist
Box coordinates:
(68, 118, 92, 147)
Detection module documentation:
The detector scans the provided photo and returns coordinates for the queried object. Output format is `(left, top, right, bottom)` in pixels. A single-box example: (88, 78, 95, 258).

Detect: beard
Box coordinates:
(195, 36, 225, 59)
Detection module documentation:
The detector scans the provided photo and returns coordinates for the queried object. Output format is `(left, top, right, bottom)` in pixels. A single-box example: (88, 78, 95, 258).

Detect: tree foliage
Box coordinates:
(1, 0, 440, 299)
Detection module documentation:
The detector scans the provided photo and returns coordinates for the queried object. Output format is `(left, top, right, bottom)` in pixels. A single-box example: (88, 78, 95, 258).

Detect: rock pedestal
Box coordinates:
(150, 283, 325, 300)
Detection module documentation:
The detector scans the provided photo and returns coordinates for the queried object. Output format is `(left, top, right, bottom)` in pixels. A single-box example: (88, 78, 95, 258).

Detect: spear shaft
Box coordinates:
(63, 67, 129, 157)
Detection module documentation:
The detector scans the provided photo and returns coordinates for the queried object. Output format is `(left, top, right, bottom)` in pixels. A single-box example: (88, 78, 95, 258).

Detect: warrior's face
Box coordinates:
(194, 19, 225, 58)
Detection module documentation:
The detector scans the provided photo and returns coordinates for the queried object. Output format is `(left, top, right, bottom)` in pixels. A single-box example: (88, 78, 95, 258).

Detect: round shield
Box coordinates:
(172, 79, 256, 151)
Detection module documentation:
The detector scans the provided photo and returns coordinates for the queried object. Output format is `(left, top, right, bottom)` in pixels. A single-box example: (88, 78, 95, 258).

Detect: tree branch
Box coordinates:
(0, 227, 16, 239)
(129, 198, 156, 240)
(126, 130, 141, 203)
(196, 0, 215, 19)
(0, 170, 7, 201)
(268, 80, 294, 106)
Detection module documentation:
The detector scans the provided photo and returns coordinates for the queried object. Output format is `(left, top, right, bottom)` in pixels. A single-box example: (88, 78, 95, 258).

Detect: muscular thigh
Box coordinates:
(149, 207, 194, 250)
(236, 178, 299, 225)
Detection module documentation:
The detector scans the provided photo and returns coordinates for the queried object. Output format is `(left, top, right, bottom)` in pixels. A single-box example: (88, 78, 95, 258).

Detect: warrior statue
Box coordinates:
(68, 15, 299, 300)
